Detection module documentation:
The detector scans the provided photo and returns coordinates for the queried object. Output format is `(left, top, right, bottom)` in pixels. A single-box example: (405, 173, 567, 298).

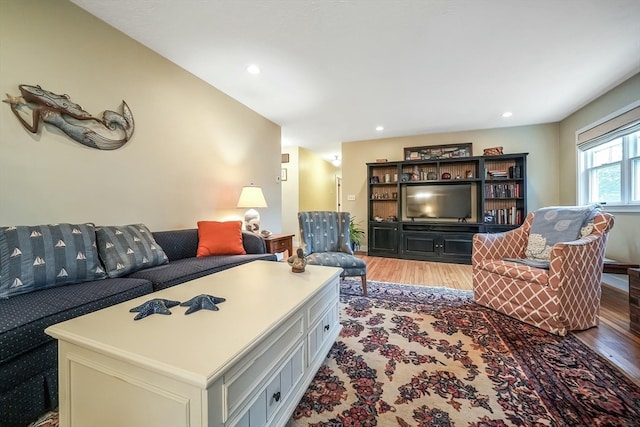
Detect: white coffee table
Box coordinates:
(46, 261, 342, 427)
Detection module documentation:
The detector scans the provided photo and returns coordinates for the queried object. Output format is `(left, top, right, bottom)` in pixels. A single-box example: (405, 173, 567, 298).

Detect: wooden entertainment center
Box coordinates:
(367, 152, 528, 264)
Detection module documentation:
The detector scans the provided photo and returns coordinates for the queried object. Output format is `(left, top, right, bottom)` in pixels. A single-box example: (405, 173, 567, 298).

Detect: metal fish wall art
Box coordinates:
(3, 84, 134, 150)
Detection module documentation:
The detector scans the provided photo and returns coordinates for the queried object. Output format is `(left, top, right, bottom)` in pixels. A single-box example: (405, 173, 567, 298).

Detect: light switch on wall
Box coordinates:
(347, 195, 356, 201)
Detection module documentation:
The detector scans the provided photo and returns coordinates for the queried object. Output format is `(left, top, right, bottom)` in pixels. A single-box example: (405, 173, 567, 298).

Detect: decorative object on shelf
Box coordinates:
(4, 84, 134, 150)
(237, 184, 268, 232)
(180, 294, 226, 314)
(404, 143, 472, 160)
(288, 248, 307, 273)
(466, 170, 474, 178)
(370, 176, 380, 184)
(375, 158, 388, 163)
(483, 213, 496, 224)
(129, 298, 180, 320)
(400, 173, 410, 182)
(384, 173, 391, 183)
(441, 172, 451, 179)
(483, 146, 503, 156)
(427, 171, 437, 180)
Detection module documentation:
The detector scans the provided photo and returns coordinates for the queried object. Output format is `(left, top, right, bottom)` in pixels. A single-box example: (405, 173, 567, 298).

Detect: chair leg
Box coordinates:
(361, 275, 367, 296)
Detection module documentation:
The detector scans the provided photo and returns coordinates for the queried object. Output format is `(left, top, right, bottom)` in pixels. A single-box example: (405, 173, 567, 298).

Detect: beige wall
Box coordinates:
(341, 124, 560, 250)
(558, 73, 640, 263)
(298, 147, 339, 212)
(0, 0, 282, 232)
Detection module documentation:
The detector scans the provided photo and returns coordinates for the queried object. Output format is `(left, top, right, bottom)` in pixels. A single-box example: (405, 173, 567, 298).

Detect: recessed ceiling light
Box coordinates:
(501, 112, 513, 118)
(376, 126, 384, 131)
(246, 64, 261, 75)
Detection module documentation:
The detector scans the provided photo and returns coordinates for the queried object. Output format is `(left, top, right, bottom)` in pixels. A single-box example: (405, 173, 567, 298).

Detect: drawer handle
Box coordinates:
(324, 324, 330, 331)
(273, 391, 281, 402)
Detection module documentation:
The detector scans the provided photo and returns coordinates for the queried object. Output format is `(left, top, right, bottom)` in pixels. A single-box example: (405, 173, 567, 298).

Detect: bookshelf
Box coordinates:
(367, 153, 528, 263)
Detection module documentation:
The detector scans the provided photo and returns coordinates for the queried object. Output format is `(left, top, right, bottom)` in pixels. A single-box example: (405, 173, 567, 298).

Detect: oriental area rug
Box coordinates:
(29, 280, 640, 427)
(289, 279, 640, 427)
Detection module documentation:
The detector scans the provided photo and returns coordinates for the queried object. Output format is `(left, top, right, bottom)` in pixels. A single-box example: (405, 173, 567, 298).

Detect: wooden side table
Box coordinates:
(629, 268, 640, 336)
(263, 233, 294, 259)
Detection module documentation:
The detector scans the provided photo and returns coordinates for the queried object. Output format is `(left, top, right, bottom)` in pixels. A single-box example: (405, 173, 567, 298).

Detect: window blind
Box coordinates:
(577, 105, 640, 149)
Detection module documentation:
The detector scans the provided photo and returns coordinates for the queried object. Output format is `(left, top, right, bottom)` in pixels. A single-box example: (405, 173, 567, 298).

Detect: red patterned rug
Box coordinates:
(29, 280, 640, 427)
(290, 279, 640, 426)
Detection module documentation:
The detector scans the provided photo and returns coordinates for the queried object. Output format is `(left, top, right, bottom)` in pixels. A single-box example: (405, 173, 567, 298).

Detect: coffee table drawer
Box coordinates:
(229, 343, 304, 427)
(224, 314, 304, 419)
(308, 302, 339, 363)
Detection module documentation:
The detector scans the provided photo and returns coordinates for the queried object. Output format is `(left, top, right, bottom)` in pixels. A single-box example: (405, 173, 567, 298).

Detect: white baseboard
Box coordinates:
(602, 273, 629, 293)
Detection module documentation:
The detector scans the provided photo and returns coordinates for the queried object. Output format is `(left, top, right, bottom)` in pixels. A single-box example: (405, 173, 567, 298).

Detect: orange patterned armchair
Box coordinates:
(472, 208, 614, 336)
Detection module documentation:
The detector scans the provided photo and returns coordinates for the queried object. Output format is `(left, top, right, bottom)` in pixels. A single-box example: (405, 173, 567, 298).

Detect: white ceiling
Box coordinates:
(71, 0, 640, 161)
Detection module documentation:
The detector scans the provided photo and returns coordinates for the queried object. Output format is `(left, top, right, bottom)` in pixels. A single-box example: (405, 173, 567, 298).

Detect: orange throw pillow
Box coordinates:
(196, 221, 246, 257)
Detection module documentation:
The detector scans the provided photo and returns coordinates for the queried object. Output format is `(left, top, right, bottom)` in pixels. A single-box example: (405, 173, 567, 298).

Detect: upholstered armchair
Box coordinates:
(472, 208, 614, 336)
(296, 211, 367, 295)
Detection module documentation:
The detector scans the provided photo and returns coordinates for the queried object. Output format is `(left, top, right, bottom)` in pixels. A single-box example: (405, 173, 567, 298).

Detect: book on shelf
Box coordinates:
(484, 207, 523, 225)
(487, 169, 508, 179)
(485, 183, 522, 198)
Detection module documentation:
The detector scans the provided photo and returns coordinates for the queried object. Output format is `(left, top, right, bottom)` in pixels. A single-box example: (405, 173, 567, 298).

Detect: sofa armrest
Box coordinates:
(547, 233, 608, 291)
(242, 231, 267, 254)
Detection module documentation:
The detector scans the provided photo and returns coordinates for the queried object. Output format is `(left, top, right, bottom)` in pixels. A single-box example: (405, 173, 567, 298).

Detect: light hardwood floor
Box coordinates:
(357, 254, 640, 385)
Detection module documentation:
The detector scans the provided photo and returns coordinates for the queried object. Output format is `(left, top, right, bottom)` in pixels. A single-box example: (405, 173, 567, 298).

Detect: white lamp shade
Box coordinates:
(237, 186, 268, 209)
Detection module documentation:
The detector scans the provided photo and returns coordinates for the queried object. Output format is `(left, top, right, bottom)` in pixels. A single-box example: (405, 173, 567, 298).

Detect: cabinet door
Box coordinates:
(368, 223, 399, 255)
(439, 233, 474, 262)
(401, 232, 437, 258)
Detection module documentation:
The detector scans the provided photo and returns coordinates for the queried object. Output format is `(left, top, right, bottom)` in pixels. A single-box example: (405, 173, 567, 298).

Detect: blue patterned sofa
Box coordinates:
(0, 224, 276, 427)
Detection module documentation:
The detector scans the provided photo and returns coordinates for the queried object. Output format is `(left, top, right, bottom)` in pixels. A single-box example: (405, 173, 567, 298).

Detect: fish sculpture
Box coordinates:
(3, 84, 134, 150)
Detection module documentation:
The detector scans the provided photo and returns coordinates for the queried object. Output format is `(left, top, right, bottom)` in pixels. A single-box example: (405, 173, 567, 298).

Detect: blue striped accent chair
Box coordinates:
(297, 211, 367, 295)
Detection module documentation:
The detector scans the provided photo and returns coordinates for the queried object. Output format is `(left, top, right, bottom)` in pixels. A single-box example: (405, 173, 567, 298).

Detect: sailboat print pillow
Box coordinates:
(95, 224, 168, 278)
(0, 223, 107, 298)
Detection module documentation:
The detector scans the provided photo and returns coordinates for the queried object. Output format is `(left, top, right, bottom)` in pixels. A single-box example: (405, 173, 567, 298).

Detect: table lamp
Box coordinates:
(237, 184, 267, 232)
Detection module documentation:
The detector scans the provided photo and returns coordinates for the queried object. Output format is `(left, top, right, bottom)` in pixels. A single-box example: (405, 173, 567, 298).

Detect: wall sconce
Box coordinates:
(237, 184, 268, 233)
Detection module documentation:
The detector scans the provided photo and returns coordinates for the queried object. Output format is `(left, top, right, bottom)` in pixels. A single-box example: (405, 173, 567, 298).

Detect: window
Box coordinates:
(578, 107, 640, 211)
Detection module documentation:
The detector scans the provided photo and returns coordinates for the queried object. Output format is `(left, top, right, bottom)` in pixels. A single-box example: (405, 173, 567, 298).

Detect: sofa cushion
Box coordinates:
(477, 259, 549, 286)
(0, 277, 152, 366)
(152, 229, 198, 261)
(196, 221, 246, 257)
(96, 224, 168, 278)
(127, 254, 276, 291)
(0, 223, 107, 299)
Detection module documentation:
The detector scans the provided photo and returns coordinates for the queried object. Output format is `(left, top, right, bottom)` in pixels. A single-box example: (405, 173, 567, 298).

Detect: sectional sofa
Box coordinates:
(0, 223, 276, 427)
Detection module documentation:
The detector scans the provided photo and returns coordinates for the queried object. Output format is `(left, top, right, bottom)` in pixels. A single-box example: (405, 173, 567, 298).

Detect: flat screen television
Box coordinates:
(403, 183, 476, 222)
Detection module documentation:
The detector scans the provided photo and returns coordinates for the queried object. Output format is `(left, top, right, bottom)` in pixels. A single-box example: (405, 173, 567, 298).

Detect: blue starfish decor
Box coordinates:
(129, 298, 181, 320)
(180, 294, 226, 315)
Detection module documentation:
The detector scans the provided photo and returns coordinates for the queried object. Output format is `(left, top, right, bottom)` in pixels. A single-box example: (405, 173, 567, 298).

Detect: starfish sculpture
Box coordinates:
(129, 298, 181, 320)
(180, 294, 226, 315)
